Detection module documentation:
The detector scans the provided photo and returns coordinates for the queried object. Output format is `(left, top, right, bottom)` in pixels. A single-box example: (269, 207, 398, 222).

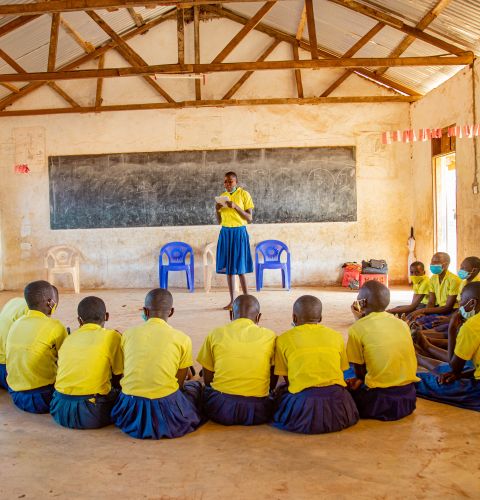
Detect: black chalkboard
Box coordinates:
(49, 147, 356, 229)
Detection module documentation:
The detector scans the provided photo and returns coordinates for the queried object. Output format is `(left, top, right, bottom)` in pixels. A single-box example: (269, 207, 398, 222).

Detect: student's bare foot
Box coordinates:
(223, 303, 233, 310)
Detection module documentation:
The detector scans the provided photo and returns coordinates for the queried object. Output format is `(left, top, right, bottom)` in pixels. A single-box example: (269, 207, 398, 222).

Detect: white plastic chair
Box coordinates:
(44, 245, 81, 293)
(203, 242, 239, 293)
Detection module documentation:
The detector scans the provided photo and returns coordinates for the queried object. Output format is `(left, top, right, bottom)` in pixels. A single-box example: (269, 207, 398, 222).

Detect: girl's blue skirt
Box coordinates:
(216, 226, 253, 275)
(351, 383, 417, 421)
(416, 362, 480, 412)
(9, 384, 54, 414)
(415, 314, 450, 333)
(50, 390, 118, 429)
(203, 386, 273, 426)
(0, 364, 8, 390)
(111, 381, 203, 439)
(273, 385, 359, 434)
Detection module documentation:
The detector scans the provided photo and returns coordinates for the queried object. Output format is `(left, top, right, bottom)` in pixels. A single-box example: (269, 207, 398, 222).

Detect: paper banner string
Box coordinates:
(381, 125, 480, 144)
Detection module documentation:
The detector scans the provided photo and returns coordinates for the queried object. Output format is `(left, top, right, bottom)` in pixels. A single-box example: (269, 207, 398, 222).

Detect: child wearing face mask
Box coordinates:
(414, 282, 480, 412)
(6, 281, 67, 414)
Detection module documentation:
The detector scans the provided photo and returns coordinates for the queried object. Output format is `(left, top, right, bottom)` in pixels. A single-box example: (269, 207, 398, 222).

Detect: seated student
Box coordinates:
(458, 256, 480, 296)
(6, 281, 67, 413)
(273, 295, 359, 434)
(387, 261, 429, 316)
(197, 294, 276, 426)
(347, 281, 419, 421)
(0, 297, 29, 390)
(50, 296, 123, 429)
(409, 252, 461, 332)
(111, 288, 202, 439)
(414, 282, 480, 412)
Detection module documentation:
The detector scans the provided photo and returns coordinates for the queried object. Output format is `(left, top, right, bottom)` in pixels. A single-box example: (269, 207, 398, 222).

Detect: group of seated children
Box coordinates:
(387, 252, 480, 411)
(0, 279, 421, 439)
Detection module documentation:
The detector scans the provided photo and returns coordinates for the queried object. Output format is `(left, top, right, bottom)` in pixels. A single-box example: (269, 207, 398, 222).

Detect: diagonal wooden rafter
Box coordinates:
(47, 82, 81, 107)
(193, 5, 201, 100)
(292, 3, 307, 98)
(127, 7, 144, 28)
(327, 0, 466, 55)
(212, 1, 276, 63)
(0, 15, 40, 38)
(95, 53, 105, 108)
(304, 0, 318, 59)
(222, 39, 280, 99)
(1, 83, 20, 93)
(177, 6, 185, 65)
(87, 11, 174, 102)
(321, 22, 385, 97)
(60, 16, 95, 53)
(47, 13, 61, 72)
(205, 5, 422, 97)
(0, 8, 177, 111)
(374, 0, 453, 77)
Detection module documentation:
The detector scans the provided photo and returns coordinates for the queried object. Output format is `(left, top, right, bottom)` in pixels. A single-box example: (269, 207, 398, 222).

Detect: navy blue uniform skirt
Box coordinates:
(216, 226, 253, 275)
(415, 313, 450, 333)
(9, 384, 54, 414)
(50, 390, 119, 429)
(203, 386, 273, 426)
(416, 362, 480, 412)
(273, 385, 359, 434)
(111, 381, 203, 439)
(0, 363, 8, 390)
(351, 384, 417, 421)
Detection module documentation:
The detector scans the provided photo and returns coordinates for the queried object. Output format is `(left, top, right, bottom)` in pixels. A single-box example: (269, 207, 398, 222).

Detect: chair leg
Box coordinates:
(281, 269, 286, 289)
(186, 267, 194, 292)
(257, 267, 263, 292)
(72, 271, 80, 293)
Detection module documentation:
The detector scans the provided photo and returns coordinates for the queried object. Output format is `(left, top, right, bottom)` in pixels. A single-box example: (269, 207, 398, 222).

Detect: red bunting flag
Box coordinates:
(14, 164, 30, 174)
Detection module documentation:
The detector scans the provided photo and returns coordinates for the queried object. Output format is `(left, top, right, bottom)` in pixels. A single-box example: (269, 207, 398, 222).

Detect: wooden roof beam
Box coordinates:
(177, 7, 184, 65)
(0, 15, 40, 38)
(292, 3, 307, 98)
(95, 53, 105, 108)
(127, 7, 144, 27)
(60, 16, 95, 53)
(304, 0, 318, 59)
(193, 5, 201, 100)
(47, 13, 61, 72)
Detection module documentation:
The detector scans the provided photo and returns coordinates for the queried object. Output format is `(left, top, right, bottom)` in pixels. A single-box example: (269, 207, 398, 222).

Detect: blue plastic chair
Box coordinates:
(255, 240, 291, 291)
(159, 242, 194, 292)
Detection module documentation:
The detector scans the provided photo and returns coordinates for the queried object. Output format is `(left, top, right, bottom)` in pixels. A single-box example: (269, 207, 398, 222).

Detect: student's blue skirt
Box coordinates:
(351, 384, 417, 421)
(415, 313, 451, 332)
(415, 362, 480, 412)
(50, 390, 118, 429)
(273, 385, 359, 434)
(9, 384, 54, 414)
(203, 386, 273, 426)
(216, 226, 253, 275)
(0, 363, 8, 390)
(111, 381, 203, 439)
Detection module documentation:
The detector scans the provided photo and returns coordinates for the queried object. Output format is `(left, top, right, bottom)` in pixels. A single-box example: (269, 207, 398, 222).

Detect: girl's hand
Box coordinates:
(226, 201, 236, 209)
(216, 203, 223, 212)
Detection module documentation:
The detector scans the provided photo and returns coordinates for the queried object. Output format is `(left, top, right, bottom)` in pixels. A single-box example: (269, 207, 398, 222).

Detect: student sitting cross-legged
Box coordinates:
(50, 296, 123, 429)
(6, 281, 67, 413)
(111, 288, 202, 439)
(273, 295, 359, 434)
(347, 281, 419, 421)
(197, 294, 276, 426)
(414, 282, 480, 412)
(0, 297, 29, 390)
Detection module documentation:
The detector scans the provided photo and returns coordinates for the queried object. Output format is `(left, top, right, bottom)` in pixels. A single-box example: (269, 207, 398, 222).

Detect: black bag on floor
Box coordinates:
(362, 259, 388, 275)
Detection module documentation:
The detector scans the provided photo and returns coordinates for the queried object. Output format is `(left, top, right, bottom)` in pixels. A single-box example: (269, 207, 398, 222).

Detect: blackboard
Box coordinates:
(49, 147, 356, 229)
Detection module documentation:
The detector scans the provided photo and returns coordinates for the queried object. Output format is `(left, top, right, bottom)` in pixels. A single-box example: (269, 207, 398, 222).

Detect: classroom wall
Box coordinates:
(0, 18, 413, 290)
(410, 59, 480, 267)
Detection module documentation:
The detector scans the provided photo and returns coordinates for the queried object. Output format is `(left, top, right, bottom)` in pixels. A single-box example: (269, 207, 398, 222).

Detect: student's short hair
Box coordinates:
(410, 261, 425, 270)
(224, 171, 237, 179)
(462, 281, 480, 300)
(24, 280, 53, 309)
(463, 256, 480, 269)
(77, 296, 106, 323)
(434, 252, 450, 265)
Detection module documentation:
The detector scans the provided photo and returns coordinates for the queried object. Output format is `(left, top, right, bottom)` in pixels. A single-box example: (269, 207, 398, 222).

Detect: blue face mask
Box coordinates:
(459, 303, 476, 320)
(142, 312, 148, 322)
(430, 264, 443, 275)
(458, 269, 470, 280)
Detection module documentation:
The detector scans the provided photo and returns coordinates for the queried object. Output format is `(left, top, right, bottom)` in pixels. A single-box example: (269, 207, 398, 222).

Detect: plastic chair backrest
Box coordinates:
(203, 242, 216, 267)
(160, 242, 193, 265)
(45, 245, 79, 268)
(256, 240, 289, 263)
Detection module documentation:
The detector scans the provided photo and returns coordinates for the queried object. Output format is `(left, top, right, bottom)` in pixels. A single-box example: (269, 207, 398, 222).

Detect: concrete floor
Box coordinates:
(0, 286, 479, 499)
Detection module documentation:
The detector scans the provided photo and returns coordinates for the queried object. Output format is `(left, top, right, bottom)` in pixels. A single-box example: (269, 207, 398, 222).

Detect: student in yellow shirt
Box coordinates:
(273, 295, 359, 434)
(414, 282, 480, 412)
(0, 297, 29, 390)
(50, 296, 123, 429)
(111, 288, 202, 439)
(215, 171, 254, 310)
(347, 281, 419, 421)
(6, 281, 67, 413)
(387, 261, 430, 316)
(409, 252, 461, 333)
(197, 294, 276, 426)
(458, 256, 480, 296)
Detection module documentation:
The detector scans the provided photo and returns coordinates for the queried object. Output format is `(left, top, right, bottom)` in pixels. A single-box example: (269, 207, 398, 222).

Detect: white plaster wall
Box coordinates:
(410, 60, 480, 266)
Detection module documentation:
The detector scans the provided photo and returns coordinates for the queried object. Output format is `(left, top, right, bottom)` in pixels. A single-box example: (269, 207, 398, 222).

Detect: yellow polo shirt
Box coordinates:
(197, 318, 275, 397)
(454, 312, 480, 379)
(347, 312, 419, 388)
(0, 298, 29, 364)
(458, 274, 480, 300)
(6, 309, 68, 391)
(274, 324, 349, 394)
(429, 271, 461, 307)
(219, 187, 254, 227)
(120, 318, 192, 399)
(413, 276, 430, 305)
(55, 324, 123, 396)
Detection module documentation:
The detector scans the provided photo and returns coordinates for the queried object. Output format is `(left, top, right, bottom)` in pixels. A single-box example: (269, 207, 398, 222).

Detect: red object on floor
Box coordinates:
(359, 274, 389, 287)
(342, 269, 360, 287)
